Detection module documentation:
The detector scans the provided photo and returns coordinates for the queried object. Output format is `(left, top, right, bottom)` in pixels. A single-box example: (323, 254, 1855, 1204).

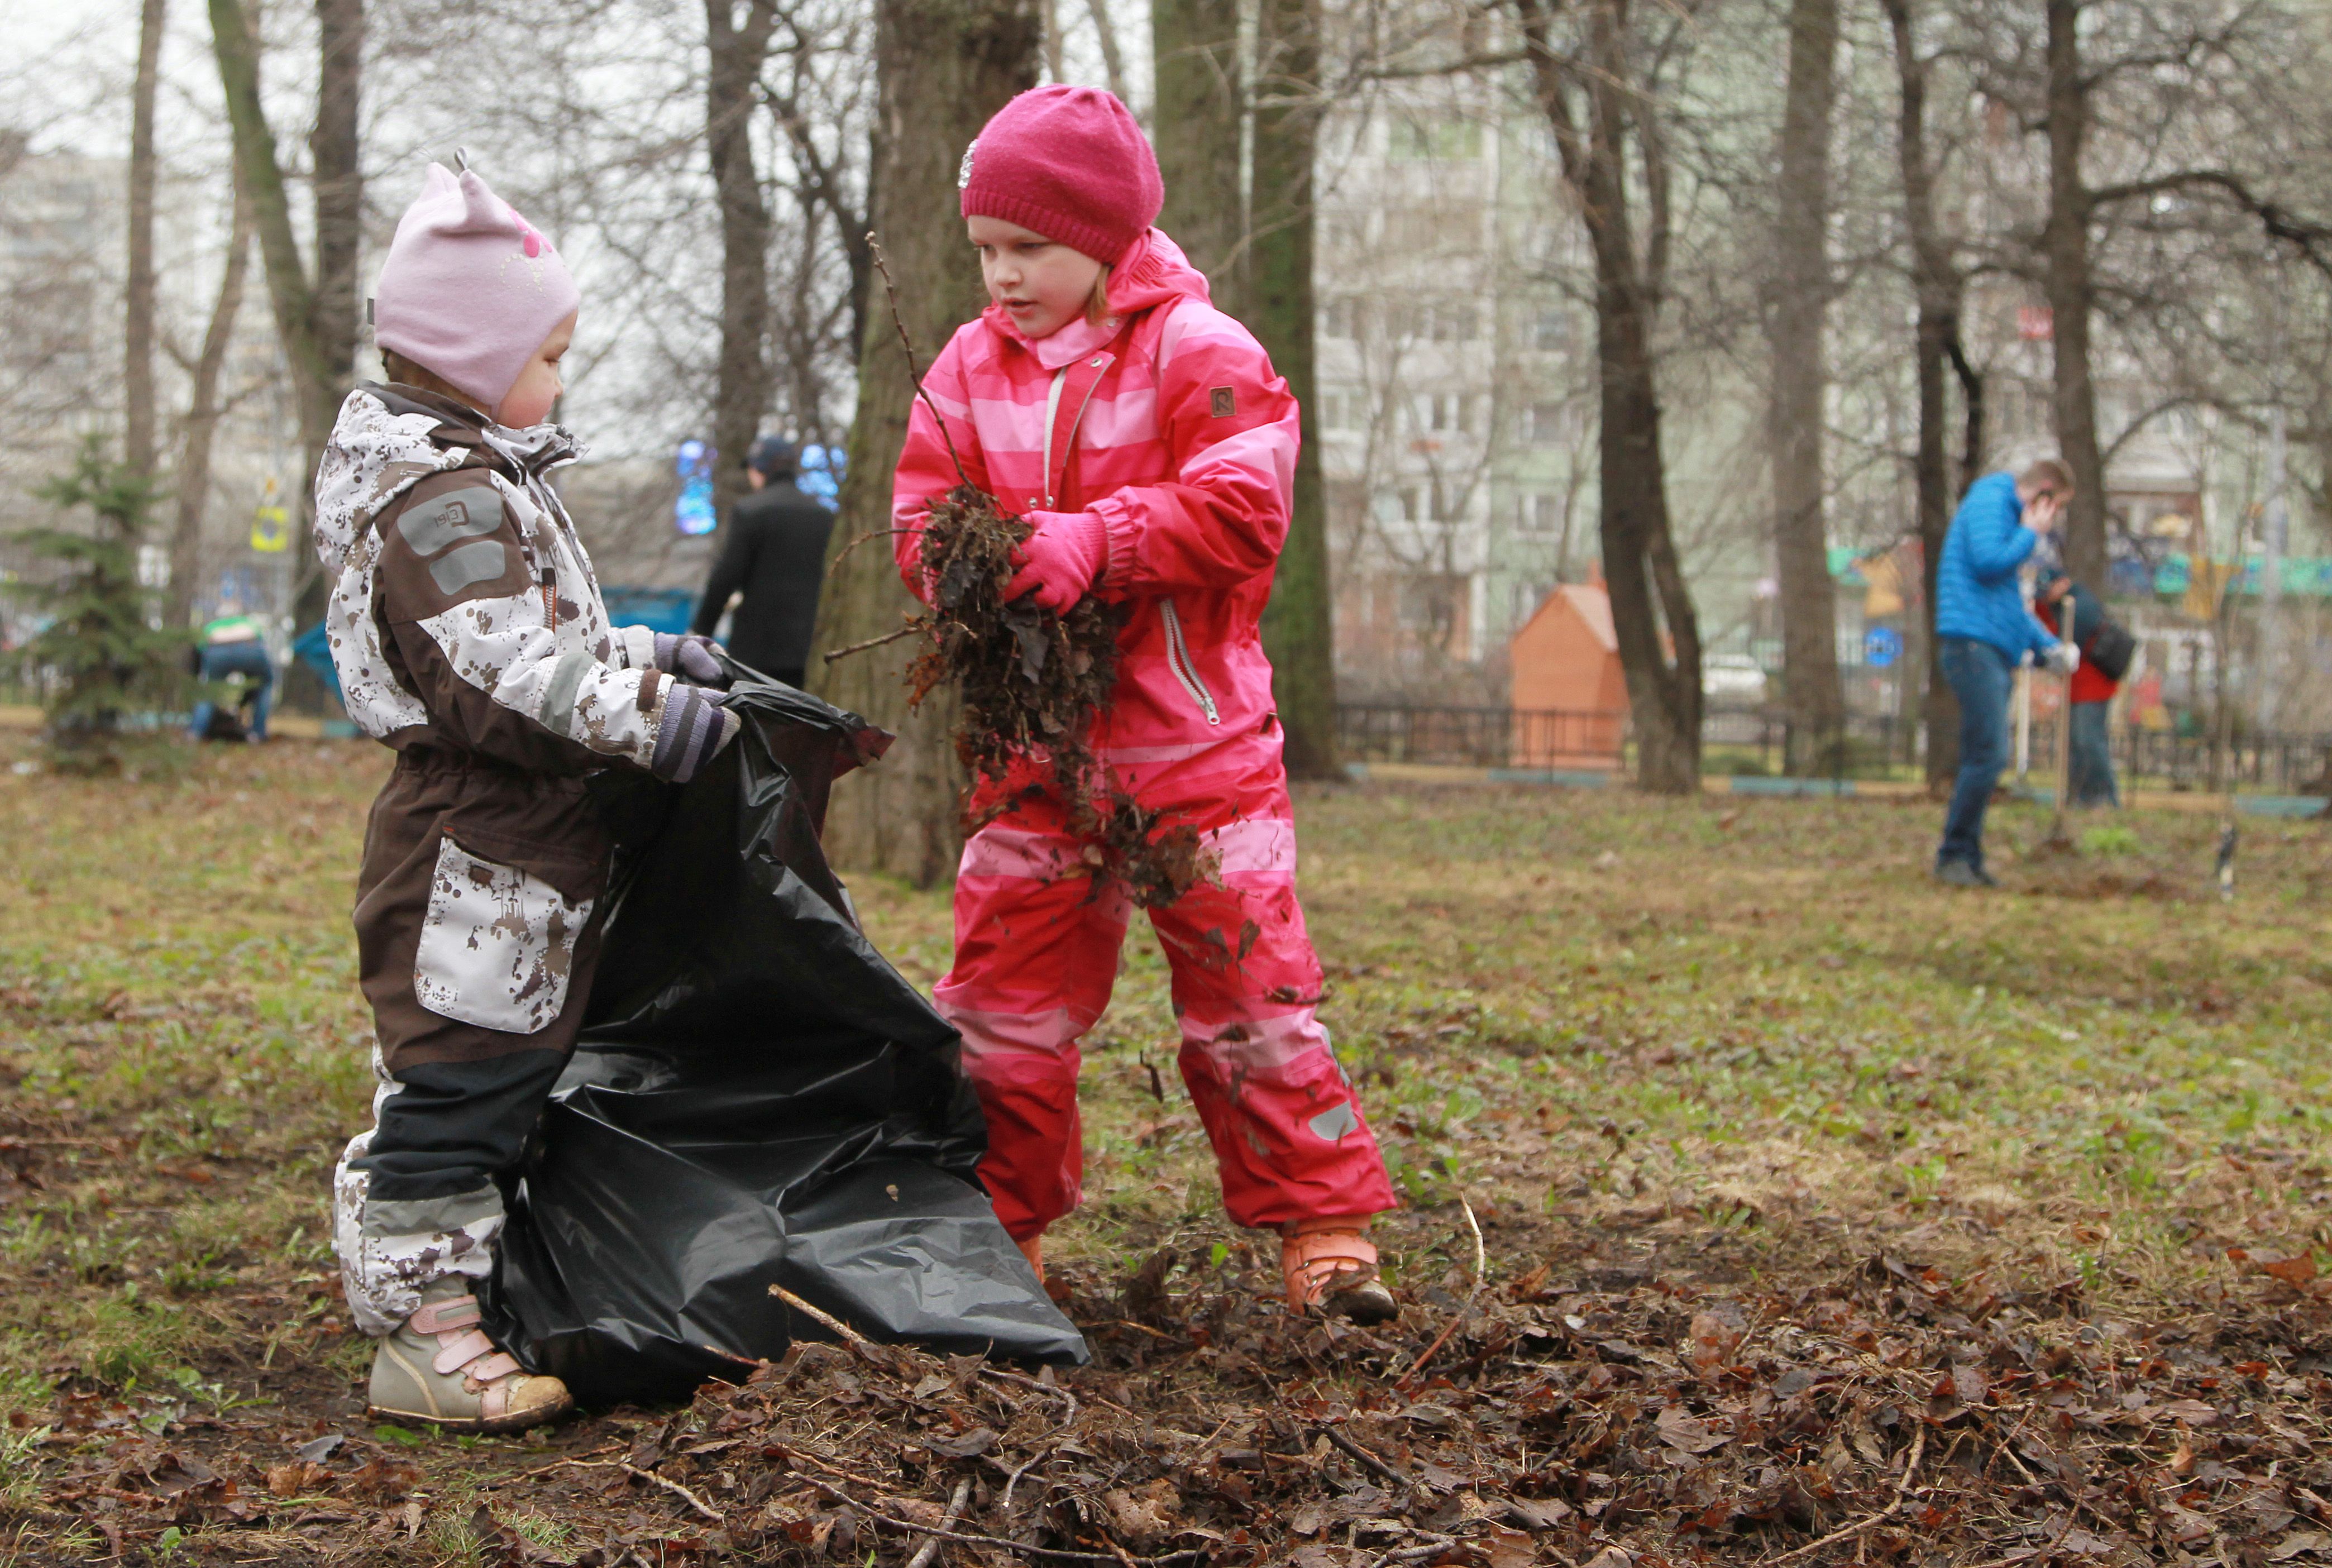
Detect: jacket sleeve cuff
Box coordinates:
(616, 624, 658, 671)
(1089, 496, 1138, 594)
(649, 683, 730, 782)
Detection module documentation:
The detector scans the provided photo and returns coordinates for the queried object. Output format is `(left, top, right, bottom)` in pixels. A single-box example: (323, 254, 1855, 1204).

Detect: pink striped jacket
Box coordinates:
(892, 230, 1300, 777)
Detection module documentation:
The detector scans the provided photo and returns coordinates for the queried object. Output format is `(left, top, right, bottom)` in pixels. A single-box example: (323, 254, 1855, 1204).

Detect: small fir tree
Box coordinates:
(11, 436, 197, 769)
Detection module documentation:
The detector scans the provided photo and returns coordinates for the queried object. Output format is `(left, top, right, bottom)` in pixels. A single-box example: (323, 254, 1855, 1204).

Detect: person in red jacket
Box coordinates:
(891, 87, 1397, 1322)
(2038, 575, 2121, 806)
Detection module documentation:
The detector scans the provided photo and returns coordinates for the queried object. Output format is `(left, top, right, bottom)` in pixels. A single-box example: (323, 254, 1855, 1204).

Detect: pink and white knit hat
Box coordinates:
(374, 163, 579, 408)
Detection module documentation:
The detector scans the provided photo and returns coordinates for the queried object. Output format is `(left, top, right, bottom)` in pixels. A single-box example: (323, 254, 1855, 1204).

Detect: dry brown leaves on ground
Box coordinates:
(15, 1241, 2332, 1565)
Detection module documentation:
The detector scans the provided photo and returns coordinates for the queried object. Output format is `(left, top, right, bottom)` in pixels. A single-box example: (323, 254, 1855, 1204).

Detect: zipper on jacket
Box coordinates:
(1040, 368, 1068, 506)
(1159, 597, 1220, 725)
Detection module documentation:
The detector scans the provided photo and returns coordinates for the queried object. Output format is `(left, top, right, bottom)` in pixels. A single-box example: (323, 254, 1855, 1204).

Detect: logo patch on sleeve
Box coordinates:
(1210, 386, 1237, 419)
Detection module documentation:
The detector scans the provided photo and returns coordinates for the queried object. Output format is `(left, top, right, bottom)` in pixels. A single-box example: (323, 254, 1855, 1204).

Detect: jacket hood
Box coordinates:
(312, 385, 583, 573)
(1105, 228, 1210, 315)
(979, 228, 1212, 366)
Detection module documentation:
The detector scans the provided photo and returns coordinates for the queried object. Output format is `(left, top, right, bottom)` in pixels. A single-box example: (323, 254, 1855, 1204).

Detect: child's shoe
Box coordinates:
(1283, 1222, 1398, 1324)
(1016, 1233, 1045, 1282)
(367, 1278, 572, 1434)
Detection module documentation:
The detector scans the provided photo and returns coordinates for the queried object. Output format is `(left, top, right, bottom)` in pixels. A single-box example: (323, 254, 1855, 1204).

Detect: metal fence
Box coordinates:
(1337, 701, 2332, 798)
(1336, 705, 1630, 770)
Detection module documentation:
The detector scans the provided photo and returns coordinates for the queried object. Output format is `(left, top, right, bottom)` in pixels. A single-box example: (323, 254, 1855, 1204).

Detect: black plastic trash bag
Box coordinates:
(482, 673, 1087, 1406)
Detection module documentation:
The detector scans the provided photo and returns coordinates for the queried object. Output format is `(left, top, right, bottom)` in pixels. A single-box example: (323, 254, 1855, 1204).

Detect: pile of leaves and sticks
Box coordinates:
(836, 242, 1215, 909)
(15, 1236, 2332, 1565)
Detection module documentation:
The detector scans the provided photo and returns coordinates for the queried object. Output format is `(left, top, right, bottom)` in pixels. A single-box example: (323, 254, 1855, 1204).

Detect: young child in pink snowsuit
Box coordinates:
(892, 85, 1397, 1321)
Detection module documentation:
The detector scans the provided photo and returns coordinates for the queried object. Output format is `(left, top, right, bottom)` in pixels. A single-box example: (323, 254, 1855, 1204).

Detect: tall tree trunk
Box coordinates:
(1241, 0, 1337, 775)
(1766, 0, 1842, 776)
(306, 0, 364, 625)
(209, 0, 363, 647)
(810, 0, 1041, 885)
(1151, 0, 1245, 292)
(1083, 0, 1130, 103)
(1882, 0, 1962, 787)
(2043, 0, 2106, 589)
(167, 176, 254, 630)
(706, 0, 780, 530)
(1519, 0, 1700, 793)
(125, 0, 167, 482)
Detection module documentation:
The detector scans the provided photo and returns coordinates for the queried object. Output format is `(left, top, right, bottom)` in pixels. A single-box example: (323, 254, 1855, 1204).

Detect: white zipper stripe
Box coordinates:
(1040, 367, 1068, 506)
(1159, 597, 1220, 725)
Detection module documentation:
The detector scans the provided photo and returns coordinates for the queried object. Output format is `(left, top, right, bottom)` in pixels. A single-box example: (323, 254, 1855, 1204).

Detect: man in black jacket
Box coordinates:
(691, 437, 835, 687)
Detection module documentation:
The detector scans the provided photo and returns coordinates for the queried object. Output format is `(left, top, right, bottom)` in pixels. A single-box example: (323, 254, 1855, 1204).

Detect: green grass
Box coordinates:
(2, 729, 2329, 1431)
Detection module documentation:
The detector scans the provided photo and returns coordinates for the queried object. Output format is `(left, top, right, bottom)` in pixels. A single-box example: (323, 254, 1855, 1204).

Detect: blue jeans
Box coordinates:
(2068, 700, 2118, 807)
(189, 641, 274, 740)
(1937, 636, 2013, 871)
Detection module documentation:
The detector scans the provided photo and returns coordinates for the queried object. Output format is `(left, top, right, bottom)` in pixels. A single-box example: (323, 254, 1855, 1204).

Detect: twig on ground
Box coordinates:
(980, 1366, 1079, 1428)
(1399, 1193, 1487, 1387)
(558, 1459, 723, 1524)
(1318, 1426, 1413, 1491)
(998, 1443, 1056, 1518)
(806, 1478, 1203, 1564)
(904, 1476, 973, 1568)
(1761, 1422, 1927, 1565)
(771, 1284, 878, 1355)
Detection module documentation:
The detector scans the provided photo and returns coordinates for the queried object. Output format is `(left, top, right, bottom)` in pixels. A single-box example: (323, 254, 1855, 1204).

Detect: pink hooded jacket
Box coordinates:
(892, 231, 1300, 787)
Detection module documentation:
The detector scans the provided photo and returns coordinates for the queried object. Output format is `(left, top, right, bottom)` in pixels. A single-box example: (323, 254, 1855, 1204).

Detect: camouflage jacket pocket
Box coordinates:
(413, 837, 596, 1034)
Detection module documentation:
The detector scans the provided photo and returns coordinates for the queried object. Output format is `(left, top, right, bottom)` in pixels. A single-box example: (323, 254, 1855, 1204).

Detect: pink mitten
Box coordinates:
(1005, 510, 1108, 614)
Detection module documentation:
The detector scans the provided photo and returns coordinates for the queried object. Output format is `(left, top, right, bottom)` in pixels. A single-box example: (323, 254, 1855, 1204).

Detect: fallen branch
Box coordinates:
(1318, 1426, 1413, 1491)
(806, 1478, 1205, 1564)
(980, 1365, 1079, 1428)
(771, 1283, 879, 1355)
(904, 1475, 974, 1568)
(1761, 1422, 1927, 1565)
(558, 1459, 724, 1524)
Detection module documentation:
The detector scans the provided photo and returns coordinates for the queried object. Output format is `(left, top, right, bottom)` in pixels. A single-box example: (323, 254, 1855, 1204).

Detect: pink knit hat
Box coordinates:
(958, 87, 1163, 267)
(374, 163, 580, 408)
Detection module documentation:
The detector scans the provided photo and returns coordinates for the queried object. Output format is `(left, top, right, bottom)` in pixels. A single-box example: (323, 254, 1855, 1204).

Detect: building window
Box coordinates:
(1431, 304, 1477, 342)
(1319, 389, 1363, 432)
(1518, 493, 1561, 532)
(1523, 400, 1569, 446)
(1321, 297, 1363, 340)
(1535, 307, 1573, 353)
(1414, 393, 1473, 434)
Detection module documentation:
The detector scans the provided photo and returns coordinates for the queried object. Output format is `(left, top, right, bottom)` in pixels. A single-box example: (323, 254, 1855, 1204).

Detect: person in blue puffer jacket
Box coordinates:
(1933, 458, 2080, 886)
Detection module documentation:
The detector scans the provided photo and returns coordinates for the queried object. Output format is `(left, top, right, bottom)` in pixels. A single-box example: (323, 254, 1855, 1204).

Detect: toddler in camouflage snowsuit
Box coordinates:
(316, 162, 737, 1433)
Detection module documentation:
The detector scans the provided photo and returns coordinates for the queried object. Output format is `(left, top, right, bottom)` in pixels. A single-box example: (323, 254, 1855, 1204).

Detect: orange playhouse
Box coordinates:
(1507, 583, 1629, 769)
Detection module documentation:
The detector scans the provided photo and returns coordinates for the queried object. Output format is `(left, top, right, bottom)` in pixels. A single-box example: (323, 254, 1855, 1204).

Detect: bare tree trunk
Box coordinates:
(125, 0, 167, 482)
(1246, 0, 1337, 776)
(810, 0, 1041, 885)
(1766, 0, 1842, 776)
(2044, 0, 2106, 590)
(1151, 0, 1244, 290)
(1042, 0, 1066, 79)
(1083, 0, 1130, 103)
(168, 177, 254, 631)
(1519, 0, 1700, 793)
(209, 0, 363, 644)
(706, 0, 780, 529)
(1882, 0, 1961, 787)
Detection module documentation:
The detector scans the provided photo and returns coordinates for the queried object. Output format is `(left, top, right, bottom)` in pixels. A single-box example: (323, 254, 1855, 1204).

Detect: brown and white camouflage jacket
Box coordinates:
(312, 384, 690, 775)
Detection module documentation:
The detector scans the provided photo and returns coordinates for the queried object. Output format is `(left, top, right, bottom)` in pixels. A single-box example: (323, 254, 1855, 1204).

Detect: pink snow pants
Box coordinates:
(934, 747, 1397, 1241)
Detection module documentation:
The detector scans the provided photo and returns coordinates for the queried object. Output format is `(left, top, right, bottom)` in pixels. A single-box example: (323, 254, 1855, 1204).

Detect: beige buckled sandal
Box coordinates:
(367, 1278, 574, 1434)
(1282, 1223, 1399, 1325)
